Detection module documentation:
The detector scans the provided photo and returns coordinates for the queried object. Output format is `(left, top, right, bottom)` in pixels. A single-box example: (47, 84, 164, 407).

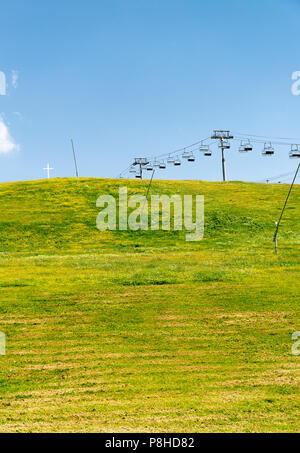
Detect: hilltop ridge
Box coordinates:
(0, 178, 298, 254)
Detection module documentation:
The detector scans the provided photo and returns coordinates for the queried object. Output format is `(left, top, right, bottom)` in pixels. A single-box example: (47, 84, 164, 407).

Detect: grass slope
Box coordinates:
(0, 177, 299, 432)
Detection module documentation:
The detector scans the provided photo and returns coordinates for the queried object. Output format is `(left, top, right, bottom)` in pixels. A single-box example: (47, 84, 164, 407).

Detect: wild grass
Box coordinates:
(0, 177, 299, 432)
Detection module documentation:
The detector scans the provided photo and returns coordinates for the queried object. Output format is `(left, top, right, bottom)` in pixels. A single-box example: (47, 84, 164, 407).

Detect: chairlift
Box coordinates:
(239, 139, 253, 152)
(262, 142, 274, 156)
(153, 160, 160, 167)
(146, 164, 153, 171)
(289, 144, 300, 158)
(187, 153, 196, 162)
(159, 161, 166, 169)
(244, 140, 253, 152)
(135, 174, 142, 179)
(182, 149, 191, 159)
(129, 166, 136, 174)
(219, 140, 230, 149)
(204, 146, 212, 157)
(174, 157, 181, 166)
(167, 155, 175, 164)
(199, 141, 209, 153)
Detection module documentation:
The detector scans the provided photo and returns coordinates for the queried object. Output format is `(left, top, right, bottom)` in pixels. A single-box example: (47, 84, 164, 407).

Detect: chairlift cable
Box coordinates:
(71, 139, 79, 183)
(233, 137, 300, 147)
(257, 171, 296, 183)
(153, 136, 211, 160)
(273, 162, 300, 254)
(235, 132, 300, 141)
(141, 169, 156, 217)
(145, 169, 156, 200)
(118, 164, 135, 178)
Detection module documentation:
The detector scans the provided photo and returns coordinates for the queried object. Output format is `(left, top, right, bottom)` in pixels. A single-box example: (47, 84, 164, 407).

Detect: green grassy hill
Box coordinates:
(0, 178, 299, 432)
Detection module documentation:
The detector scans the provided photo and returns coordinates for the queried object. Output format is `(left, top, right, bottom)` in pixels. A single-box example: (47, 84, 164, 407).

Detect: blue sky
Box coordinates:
(1, 0, 300, 182)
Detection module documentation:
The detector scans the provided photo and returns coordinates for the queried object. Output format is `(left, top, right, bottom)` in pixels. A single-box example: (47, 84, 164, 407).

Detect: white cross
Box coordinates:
(43, 163, 54, 179)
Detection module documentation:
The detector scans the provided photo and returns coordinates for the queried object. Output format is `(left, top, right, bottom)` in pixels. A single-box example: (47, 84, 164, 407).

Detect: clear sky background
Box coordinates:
(1, 0, 300, 183)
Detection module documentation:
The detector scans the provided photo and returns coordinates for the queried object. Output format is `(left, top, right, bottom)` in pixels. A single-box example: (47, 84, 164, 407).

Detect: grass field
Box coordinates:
(0, 177, 299, 432)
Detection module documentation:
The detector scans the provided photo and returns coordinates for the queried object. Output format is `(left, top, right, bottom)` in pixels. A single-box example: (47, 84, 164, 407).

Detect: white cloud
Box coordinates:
(11, 70, 18, 89)
(0, 117, 19, 153)
(0, 71, 6, 95)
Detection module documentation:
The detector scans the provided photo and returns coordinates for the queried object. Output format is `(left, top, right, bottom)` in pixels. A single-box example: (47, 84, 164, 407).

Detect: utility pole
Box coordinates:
(71, 139, 79, 183)
(211, 130, 234, 181)
(220, 137, 226, 182)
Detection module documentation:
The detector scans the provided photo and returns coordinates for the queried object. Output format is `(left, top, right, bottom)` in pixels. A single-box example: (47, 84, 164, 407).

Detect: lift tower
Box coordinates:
(133, 158, 149, 179)
(211, 130, 234, 181)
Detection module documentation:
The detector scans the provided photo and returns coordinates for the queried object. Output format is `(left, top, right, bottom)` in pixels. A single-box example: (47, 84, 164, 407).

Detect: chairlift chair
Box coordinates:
(204, 146, 212, 157)
(199, 142, 209, 153)
(262, 142, 274, 156)
(182, 149, 191, 159)
(129, 166, 136, 174)
(167, 155, 175, 164)
(244, 140, 253, 152)
(146, 164, 153, 171)
(219, 140, 230, 149)
(159, 161, 166, 169)
(290, 144, 300, 158)
(174, 157, 181, 166)
(187, 153, 196, 162)
(153, 160, 160, 167)
(239, 139, 253, 152)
